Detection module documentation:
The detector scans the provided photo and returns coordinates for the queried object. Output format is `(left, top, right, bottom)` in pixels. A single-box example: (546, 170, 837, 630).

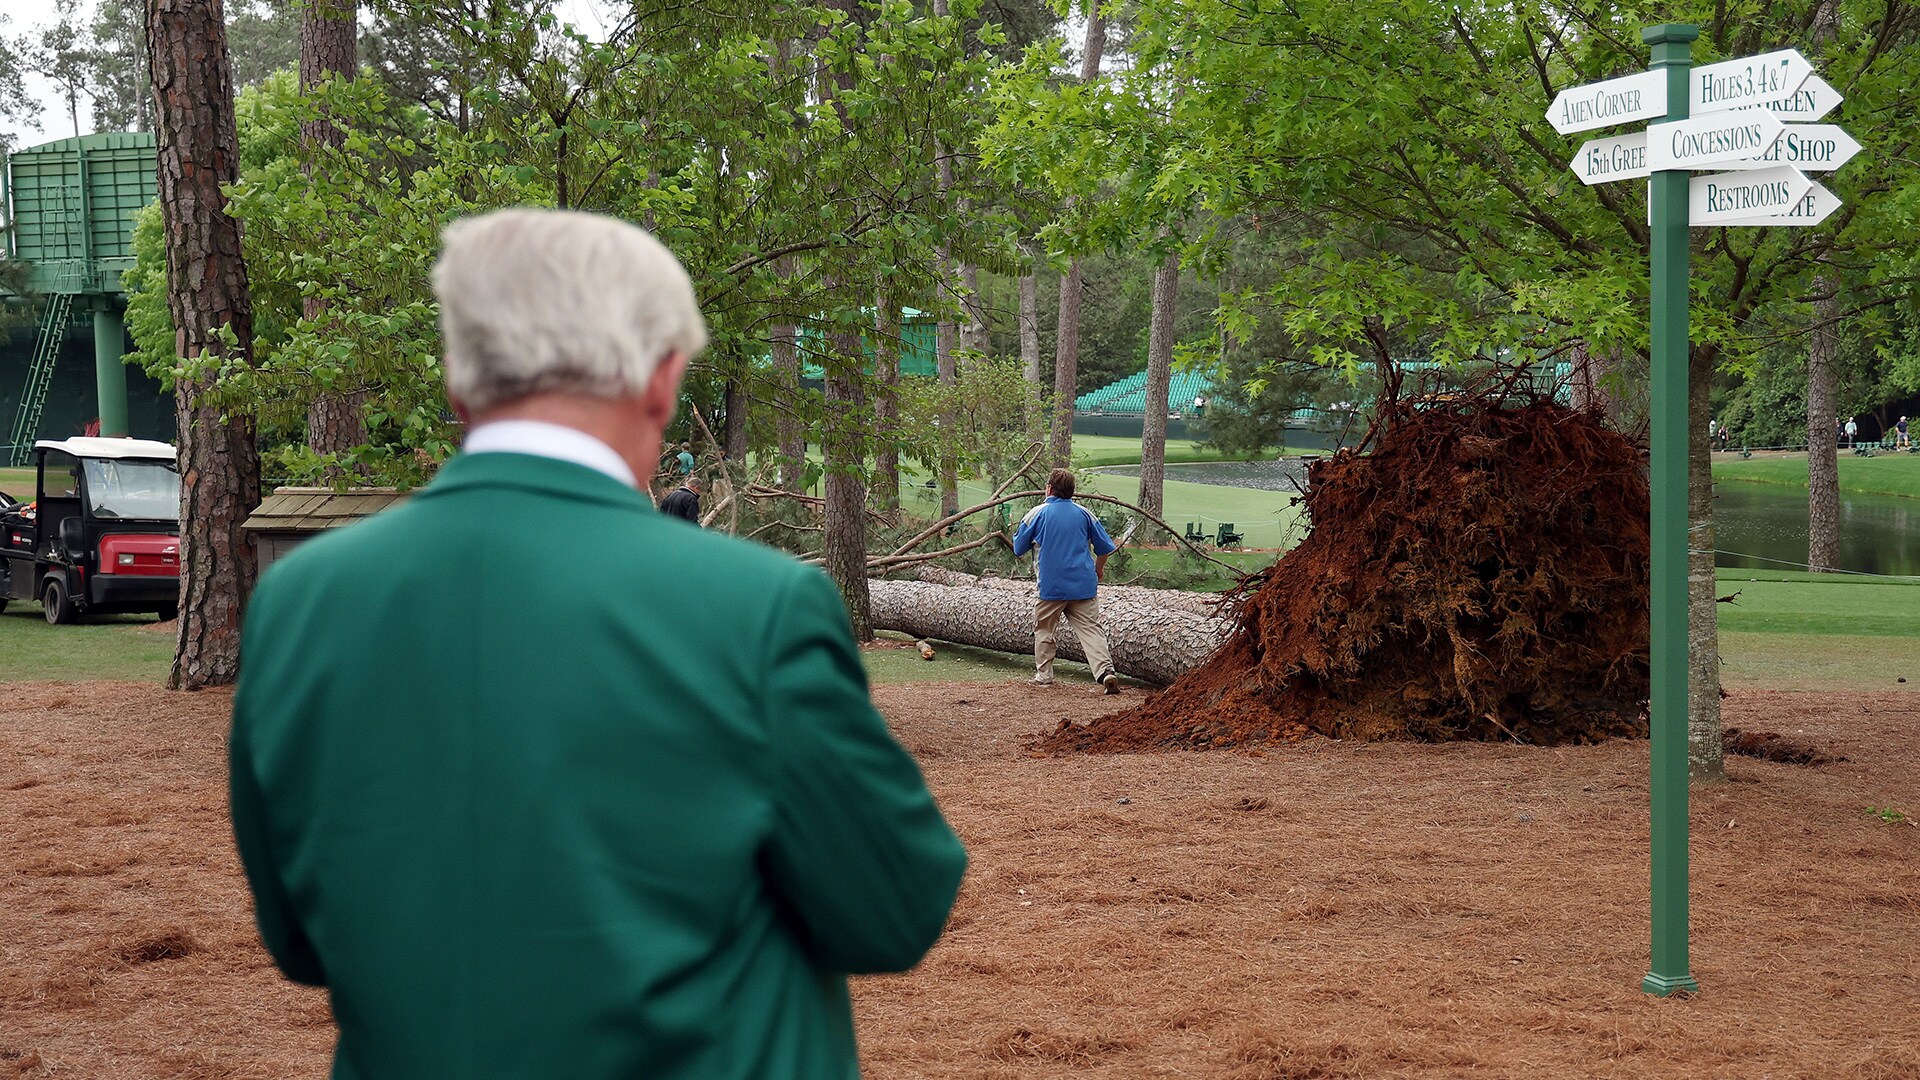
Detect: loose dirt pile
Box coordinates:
(1044, 398, 1650, 752)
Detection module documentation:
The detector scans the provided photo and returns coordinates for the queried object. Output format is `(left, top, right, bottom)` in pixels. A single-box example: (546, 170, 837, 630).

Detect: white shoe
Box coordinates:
(1031, 676, 1054, 687)
(1101, 674, 1121, 694)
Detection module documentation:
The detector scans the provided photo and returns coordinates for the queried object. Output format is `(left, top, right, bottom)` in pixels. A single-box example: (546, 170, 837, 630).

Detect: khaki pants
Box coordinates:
(1034, 597, 1115, 683)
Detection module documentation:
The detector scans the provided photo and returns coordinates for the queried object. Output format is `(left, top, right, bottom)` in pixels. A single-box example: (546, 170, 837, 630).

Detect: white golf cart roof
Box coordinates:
(34, 437, 178, 461)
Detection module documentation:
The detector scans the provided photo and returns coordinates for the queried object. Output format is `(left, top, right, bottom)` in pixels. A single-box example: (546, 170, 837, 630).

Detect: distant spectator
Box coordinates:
(1836, 417, 1846, 447)
(1707, 418, 1717, 447)
(676, 441, 695, 475)
(1846, 418, 1858, 447)
(1901, 417, 1912, 449)
(1192, 394, 1207, 417)
(660, 475, 702, 524)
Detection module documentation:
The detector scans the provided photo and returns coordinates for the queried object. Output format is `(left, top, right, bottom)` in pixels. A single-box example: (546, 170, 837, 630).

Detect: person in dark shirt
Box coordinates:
(660, 474, 702, 523)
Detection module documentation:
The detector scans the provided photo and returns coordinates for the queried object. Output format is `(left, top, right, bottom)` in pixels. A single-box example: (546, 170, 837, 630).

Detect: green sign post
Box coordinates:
(1641, 22, 1699, 998)
(1553, 25, 1854, 997)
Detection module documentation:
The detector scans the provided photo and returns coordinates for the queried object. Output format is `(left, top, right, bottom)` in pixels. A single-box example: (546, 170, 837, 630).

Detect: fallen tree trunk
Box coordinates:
(868, 576, 1231, 686)
(911, 566, 1223, 618)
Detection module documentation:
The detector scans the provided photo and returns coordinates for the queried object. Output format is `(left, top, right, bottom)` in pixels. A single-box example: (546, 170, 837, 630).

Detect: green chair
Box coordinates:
(1184, 521, 1207, 543)
(1215, 523, 1243, 548)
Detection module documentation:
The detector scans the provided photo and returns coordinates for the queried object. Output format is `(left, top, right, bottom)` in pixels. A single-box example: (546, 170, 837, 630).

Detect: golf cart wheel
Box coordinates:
(42, 578, 78, 625)
(157, 603, 178, 623)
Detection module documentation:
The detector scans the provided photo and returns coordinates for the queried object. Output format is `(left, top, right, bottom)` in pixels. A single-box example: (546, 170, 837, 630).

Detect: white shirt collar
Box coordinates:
(462, 420, 638, 489)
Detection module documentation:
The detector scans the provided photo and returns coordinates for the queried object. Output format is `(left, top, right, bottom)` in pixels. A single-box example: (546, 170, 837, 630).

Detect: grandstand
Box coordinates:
(1073, 360, 1576, 418)
(1074, 369, 1218, 416)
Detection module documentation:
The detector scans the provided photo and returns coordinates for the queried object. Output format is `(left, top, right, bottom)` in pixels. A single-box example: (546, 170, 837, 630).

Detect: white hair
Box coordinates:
(433, 208, 708, 413)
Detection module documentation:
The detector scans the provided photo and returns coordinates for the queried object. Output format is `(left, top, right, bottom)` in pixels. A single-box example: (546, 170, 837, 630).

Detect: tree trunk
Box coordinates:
(958, 261, 988, 356)
(868, 576, 1228, 686)
(1046, 5, 1106, 470)
(1569, 340, 1618, 420)
(1050, 259, 1084, 468)
(823, 326, 872, 640)
(1138, 250, 1178, 517)
(1019, 265, 1044, 445)
(1688, 343, 1724, 780)
(1019, 268, 1042, 385)
(1807, 276, 1840, 573)
(773, 262, 805, 490)
(721, 373, 748, 464)
(873, 296, 901, 514)
(149, 0, 260, 690)
(299, 0, 365, 458)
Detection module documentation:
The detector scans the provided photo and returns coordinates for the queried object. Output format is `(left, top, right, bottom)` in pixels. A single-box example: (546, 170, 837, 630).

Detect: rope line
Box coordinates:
(1712, 547, 1920, 580)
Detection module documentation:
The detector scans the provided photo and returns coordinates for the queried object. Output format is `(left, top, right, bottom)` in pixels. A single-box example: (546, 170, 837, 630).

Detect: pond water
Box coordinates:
(1715, 482, 1920, 577)
(1100, 459, 1312, 493)
(1106, 461, 1920, 577)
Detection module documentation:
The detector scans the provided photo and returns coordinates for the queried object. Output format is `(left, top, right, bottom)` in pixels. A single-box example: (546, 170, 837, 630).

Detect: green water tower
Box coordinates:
(3, 131, 158, 464)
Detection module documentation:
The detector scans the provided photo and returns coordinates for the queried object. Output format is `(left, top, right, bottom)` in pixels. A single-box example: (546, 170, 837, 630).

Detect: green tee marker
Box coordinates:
(1641, 21, 1700, 998)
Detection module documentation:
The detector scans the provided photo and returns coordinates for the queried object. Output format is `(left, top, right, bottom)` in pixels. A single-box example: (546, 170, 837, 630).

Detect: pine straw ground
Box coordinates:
(3, 680, 1918, 1079)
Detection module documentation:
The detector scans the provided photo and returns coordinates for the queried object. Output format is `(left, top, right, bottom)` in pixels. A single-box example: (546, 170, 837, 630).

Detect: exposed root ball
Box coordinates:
(1042, 400, 1650, 751)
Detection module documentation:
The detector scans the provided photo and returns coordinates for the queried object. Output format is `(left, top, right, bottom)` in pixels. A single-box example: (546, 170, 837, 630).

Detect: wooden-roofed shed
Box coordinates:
(242, 487, 407, 573)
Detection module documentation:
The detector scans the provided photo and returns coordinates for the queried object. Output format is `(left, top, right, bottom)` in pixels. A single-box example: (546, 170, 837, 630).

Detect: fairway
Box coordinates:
(0, 467, 32, 501)
(1715, 450, 1920, 498)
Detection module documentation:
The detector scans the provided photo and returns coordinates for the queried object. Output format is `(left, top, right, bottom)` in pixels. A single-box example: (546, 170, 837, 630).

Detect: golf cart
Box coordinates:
(0, 438, 180, 624)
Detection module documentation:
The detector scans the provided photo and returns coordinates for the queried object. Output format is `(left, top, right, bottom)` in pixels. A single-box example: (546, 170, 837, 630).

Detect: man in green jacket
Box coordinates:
(230, 208, 967, 1079)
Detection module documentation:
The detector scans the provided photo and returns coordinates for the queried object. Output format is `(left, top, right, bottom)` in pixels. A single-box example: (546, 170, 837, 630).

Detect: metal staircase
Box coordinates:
(7, 292, 75, 465)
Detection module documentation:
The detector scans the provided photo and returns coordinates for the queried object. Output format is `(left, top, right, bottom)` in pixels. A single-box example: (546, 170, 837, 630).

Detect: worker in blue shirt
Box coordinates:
(1012, 468, 1121, 693)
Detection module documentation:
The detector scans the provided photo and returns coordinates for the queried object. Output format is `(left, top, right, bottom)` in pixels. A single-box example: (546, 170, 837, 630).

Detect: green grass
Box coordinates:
(1719, 632, 1920, 691)
(1069, 434, 1283, 469)
(0, 468, 32, 501)
(1104, 546, 1274, 591)
(1714, 452, 1920, 499)
(1714, 568, 1920, 637)
(0, 601, 175, 682)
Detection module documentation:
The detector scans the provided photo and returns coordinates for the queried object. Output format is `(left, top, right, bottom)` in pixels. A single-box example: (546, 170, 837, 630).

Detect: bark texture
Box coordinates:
(1807, 277, 1840, 573)
(721, 375, 749, 464)
(149, 0, 260, 690)
(773, 266, 804, 490)
(1047, 6, 1105, 469)
(1688, 344, 1724, 779)
(873, 297, 902, 514)
(822, 326, 872, 640)
(1138, 250, 1178, 517)
(1568, 341, 1617, 421)
(1050, 260, 1084, 468)
(958, 261, 989, 356)
(936, 290, 959, 518)
(299, 0, 365, 457)
(869, 578, 1229, 686)
(1019, 270, 1042, 385)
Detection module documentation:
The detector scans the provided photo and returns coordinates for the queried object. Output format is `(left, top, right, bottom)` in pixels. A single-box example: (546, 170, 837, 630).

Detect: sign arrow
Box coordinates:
(1692, 49, 1813, 114)
(1648, 111, 1785, 171)
(1689, 166, 1813, 224)
(1743, 73, 1843, 122)
(1571, 131, 1649, 184)
(1716, 124, 1862, 173)
(1719, 181, 1842, 227)
(1548, 70, 1668, 135)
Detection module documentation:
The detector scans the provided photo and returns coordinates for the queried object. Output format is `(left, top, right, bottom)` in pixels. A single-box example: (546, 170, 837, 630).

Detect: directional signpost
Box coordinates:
(1689, 165, 1813, 223)
(1749, 73, 1843, 122)
(1546, 27, 1861, 998)
(1648, 110, 1784, 171)
(1572, 132, 1649, 185)
(1718, 124, 1862, 172)
(1548, 70, 1668, 135)
(1691, 48, 1814, 114)
(1723, 181, 1841, 227)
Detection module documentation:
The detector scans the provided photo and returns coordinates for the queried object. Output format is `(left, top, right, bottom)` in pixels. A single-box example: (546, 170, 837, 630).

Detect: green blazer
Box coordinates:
(231, 452, 966, 1079)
